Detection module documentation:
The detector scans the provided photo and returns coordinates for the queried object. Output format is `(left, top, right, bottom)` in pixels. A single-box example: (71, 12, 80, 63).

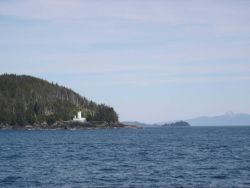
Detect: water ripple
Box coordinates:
(0, 127, 250, 187)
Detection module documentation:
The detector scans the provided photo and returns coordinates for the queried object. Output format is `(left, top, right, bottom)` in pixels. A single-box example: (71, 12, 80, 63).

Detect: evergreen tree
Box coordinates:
(0, 74, 119, 126)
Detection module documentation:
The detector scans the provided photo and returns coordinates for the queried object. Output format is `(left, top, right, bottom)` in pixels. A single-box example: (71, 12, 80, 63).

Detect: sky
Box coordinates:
(0, 0, 250, 123)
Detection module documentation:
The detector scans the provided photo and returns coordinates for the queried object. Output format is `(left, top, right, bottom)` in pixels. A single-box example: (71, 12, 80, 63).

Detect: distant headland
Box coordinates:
(123, 121, 191, 127)
(0, 74, 137, 130)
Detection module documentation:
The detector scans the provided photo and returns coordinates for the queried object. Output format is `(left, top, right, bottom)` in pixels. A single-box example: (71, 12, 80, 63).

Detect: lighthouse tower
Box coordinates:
(77, 111, 82, 119)
(73, 111, 86, 122)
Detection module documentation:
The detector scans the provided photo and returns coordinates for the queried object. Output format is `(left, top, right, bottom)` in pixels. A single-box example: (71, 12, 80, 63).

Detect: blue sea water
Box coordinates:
(0, 127, 250, 188)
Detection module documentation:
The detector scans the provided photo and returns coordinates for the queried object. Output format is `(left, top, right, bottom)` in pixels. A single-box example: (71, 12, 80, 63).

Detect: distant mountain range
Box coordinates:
(123, 111, 250, 127)
(186, 111, 250, 126)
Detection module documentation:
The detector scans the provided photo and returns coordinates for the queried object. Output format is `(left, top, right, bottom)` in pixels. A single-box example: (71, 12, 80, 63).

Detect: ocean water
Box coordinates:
(0, 127, 250, 188)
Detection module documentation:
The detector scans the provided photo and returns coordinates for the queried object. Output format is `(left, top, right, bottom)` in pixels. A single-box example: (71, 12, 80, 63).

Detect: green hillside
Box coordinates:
(0, 74, 118, 126)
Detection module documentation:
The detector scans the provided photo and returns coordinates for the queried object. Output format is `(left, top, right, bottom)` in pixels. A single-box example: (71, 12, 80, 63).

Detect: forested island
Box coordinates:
(0, 74, 135, 129)
(162, 121, 191, 127)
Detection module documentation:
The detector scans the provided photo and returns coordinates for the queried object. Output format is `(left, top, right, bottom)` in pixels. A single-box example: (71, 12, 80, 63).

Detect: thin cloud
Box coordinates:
(1, 0, 250, 121)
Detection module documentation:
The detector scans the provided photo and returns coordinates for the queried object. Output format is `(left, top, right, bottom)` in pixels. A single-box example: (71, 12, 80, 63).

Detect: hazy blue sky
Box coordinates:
(0, 0, 250, 123)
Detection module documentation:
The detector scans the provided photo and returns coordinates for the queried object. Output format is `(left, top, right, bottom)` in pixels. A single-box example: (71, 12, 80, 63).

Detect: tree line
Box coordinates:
(0, 74, 118, 126)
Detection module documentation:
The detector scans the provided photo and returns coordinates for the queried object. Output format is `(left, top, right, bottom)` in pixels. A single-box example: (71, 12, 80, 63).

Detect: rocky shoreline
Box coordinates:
(0, 121, 140, 130)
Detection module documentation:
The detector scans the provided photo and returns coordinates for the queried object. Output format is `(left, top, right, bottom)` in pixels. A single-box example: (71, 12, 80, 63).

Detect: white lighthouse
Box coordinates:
(73, 111, 86, 122)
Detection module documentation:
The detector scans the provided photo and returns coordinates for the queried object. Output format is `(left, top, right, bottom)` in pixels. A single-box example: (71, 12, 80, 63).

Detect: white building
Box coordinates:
(73, 111, 86, 122)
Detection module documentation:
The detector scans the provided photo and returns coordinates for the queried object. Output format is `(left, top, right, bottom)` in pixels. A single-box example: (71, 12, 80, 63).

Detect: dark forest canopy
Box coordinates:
(0, 74, 118, 126)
